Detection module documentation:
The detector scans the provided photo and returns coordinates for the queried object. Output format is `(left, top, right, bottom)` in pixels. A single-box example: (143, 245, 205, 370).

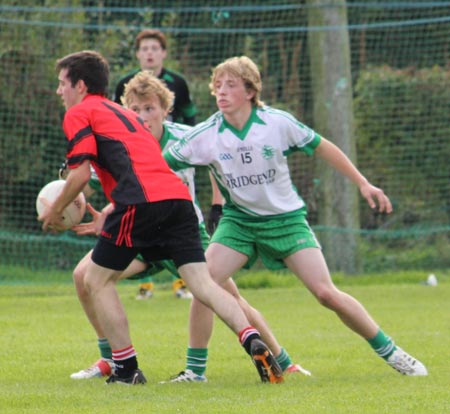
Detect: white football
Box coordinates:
(36, 179, 86, 230)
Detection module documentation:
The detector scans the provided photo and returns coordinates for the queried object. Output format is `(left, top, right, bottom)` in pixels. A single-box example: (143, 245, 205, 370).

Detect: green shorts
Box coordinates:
(210, 208, 320, 270)
(128, 222, 210, 280)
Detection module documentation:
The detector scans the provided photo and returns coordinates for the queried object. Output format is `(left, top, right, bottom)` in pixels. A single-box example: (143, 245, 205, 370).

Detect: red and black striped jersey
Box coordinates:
(63, 94, 191, 205)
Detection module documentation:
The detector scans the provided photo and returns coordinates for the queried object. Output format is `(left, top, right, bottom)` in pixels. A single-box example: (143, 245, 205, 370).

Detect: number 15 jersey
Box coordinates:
(165, 106, 321, 216)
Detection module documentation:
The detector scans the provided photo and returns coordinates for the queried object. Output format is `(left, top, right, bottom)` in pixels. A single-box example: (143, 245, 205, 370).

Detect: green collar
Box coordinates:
(218, 107, 266, 140)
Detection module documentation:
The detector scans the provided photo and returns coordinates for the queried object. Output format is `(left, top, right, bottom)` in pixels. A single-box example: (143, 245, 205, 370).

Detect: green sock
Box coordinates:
(98, 338, 112, 360)
(186, 347, 208, 376)
(275, 348, 292, 371)
(367, 329, 396, 360)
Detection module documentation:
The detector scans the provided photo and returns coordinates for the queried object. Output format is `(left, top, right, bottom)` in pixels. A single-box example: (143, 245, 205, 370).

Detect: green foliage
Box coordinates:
(354, 65, 450, 230)
(360, 233, 450, 273)
(0, 50, 65, 230)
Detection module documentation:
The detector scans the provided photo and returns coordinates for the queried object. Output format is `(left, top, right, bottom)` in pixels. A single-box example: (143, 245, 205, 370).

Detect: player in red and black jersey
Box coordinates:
(38, 50, 282, 385)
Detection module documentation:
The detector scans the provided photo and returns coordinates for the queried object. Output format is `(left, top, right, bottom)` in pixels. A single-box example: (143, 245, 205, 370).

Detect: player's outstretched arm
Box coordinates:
(314, 138, 392, 214)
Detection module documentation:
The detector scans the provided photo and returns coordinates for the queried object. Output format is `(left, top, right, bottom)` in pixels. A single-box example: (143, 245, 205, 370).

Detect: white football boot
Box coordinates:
(387, 347, 428, 376)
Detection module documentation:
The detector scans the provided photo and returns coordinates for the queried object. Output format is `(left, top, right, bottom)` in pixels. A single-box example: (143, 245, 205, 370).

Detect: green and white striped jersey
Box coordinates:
(166, 106, 321, 216)
(159, 122, 204, 224)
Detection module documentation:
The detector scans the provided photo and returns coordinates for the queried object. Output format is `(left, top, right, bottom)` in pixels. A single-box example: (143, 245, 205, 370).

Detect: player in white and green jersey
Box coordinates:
(162, 56, 427, 381)
(131, 121, 206, 300)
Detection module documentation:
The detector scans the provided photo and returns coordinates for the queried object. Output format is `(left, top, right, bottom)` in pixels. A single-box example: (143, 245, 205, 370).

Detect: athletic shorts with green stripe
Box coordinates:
(211, 207, 320, 270)
(127, 222, 210, 280)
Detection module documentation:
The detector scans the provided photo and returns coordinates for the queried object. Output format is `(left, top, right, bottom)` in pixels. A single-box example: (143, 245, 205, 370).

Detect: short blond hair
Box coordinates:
(209, 56, 264, 107)
(121, 70, 174, 112)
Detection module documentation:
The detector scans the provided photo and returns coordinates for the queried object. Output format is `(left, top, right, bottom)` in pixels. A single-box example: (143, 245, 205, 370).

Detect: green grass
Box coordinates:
(0, 271, 449, 414)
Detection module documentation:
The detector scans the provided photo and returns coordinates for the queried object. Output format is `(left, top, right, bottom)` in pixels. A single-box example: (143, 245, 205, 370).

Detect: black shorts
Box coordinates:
(91, 199, 205, 271)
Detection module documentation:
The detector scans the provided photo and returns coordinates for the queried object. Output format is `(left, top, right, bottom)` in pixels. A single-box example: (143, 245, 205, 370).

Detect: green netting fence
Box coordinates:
(0, 1, 449, 278)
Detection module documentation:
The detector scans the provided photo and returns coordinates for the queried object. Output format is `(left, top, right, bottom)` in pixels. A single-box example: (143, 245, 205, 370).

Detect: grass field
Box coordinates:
(0, 269, 449, 414)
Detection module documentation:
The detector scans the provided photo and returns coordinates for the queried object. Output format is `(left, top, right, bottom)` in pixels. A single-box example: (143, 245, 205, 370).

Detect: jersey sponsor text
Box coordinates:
(225, 169, 276, 189)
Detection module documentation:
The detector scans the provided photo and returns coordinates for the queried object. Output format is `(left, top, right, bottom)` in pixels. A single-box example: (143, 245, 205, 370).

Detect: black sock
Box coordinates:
(114, 356, 138, 378)
(239, 326, 262, 354)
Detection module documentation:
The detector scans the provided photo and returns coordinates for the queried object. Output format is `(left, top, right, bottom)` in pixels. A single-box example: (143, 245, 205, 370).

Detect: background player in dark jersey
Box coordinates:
(38, 50, 282, 385)
(114, 29, 197, 126)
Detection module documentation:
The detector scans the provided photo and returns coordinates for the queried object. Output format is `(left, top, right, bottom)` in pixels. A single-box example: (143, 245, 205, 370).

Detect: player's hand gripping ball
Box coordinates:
(36, 180, 86, 230)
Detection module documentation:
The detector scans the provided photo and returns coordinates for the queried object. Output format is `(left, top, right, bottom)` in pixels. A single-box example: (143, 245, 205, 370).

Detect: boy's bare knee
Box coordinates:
(314, 287, 340, 309)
